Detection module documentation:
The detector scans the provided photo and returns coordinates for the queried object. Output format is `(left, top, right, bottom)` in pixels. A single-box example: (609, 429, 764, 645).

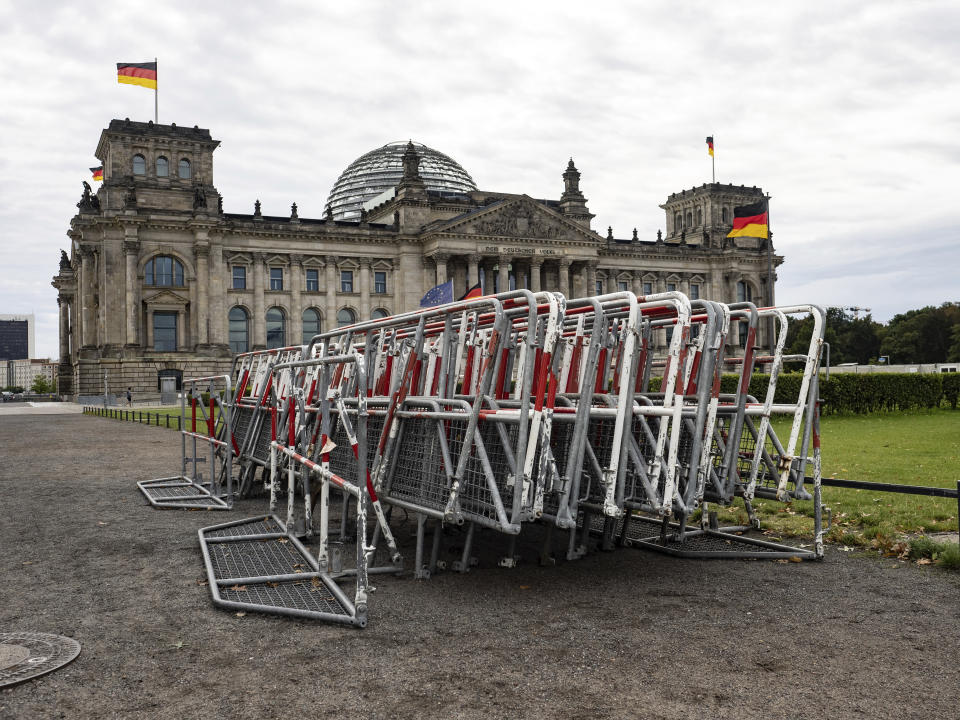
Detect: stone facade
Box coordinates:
(52, 119, 782, 401)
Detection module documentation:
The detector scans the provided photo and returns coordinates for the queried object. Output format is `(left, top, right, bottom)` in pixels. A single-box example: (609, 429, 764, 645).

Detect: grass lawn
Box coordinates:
(90, 404, 958, 550)
(708, 408, 960, 542)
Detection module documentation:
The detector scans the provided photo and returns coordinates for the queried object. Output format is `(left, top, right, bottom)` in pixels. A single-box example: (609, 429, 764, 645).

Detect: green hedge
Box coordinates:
(649, 372, 958, 414)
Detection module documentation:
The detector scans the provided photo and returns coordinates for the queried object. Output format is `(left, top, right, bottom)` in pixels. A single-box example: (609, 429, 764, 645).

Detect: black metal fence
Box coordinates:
(83, 406, 182, 431)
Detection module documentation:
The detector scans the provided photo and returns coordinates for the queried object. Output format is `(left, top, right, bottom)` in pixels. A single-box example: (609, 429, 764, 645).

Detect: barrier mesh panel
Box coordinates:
(219, 578, 347, 616)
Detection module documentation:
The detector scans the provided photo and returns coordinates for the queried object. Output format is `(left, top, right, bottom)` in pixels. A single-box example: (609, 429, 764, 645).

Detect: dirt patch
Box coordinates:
(2, 415, 959, 719)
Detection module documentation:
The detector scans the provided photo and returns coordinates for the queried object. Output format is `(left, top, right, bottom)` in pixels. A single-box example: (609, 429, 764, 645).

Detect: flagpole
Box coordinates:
(766, 192, 775, 354)
(154, 57, 158, 124)
(711, 134, 715, 183)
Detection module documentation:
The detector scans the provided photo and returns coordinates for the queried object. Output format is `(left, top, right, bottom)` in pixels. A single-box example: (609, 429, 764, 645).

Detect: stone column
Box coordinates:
(252, 252, 266, 349)
(209, 242, 226, 346)
(497, 256, 509, 294)
(358, 258, 372, 319)
(558, 257, 571, 298)
(80, 248, 97, 347)
(516, 262, 527, 290)
(434, 252, 450, 285)
(632, 273, 644, 297)
(58, 296, 70, 362)
(119, 241, 137, 346)
(194, 243, 209, 345)
(290, 254, 303, 344)
(467, 253, 480, 290)
(586, 262, 598, 296)
(325, 256, 338, 327)
(530, 258, 542, 293)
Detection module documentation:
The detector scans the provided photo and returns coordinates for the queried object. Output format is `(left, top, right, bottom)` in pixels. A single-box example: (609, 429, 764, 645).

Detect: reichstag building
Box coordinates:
(52, 119, 780, 399)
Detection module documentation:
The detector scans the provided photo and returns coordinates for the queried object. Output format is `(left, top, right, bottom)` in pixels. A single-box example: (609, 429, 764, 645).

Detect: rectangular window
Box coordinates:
(595, 280, 603, 295)
(667, 282, 677, 293)
(690, 283, 700, 300)
(155, 257, 173, 286)
(153, 312, 177, 352)
(232, 266, 246, 290)
(305, 269, 319, 292)
(270, 267, 283, 291)
(341, 270, 353, 293)
(374, 271, 386, 294)
(617, 281, 628, 292)
(643, 282, 653, 295)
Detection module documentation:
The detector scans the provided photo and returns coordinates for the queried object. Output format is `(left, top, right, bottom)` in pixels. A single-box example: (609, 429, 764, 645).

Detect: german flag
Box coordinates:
(726, 199, 768, 239)
(117, 62, 157, 89)
(706, 136, 714, 157)
(459, 283, 483, 301)
(90, 166, 104, 182)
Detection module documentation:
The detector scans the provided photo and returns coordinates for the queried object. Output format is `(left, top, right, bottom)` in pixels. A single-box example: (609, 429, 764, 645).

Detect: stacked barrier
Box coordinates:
(133, 288, 827, 627)
(137, 374, 234, 509)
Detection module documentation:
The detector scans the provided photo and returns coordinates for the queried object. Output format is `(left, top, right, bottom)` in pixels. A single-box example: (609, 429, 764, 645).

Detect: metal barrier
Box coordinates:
(144, 288, 830, 627)
(137, 375, 234, 510)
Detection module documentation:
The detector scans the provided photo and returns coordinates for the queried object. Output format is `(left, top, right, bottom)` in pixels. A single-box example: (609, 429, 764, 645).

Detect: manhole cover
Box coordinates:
(0, 632, 81, 688)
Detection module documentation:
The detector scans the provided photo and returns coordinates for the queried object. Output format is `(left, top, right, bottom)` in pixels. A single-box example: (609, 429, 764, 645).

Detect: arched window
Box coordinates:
(156, 156, 169, 177)
(178, 158, 191, 179)
(685, 211, 693, 228)
(337, 308, 356, 328)
(696, 208, 702, 226)
(133, 154, 146, 175)
(302, 308, 321, 344)
(721, 207, 728, 223)
(371, 308, 389, 320)
(229, 306, 249, 354)
(266, 307, 286, 349)
(674, 213, 682, 230)
(145, 256, 185, 286)
(736, 281, 753, 303)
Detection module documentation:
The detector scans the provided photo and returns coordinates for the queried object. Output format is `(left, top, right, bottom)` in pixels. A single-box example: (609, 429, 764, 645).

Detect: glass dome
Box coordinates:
(325, 141, 477, 221)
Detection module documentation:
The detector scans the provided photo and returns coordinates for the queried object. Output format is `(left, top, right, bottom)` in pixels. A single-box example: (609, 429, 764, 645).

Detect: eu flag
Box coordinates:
(420, 280, 454, 307)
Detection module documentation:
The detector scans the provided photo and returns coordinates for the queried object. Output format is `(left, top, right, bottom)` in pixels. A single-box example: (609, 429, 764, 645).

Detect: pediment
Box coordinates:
(432, 196, 598, 243)
(226, 251, 252, 264)
(144, 288, 190, 305)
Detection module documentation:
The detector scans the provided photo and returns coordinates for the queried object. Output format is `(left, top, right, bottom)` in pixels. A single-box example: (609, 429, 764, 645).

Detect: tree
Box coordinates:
(30, 374, 54, 394)
(783, 307, 882, 365)
(879, 303, 960, 364)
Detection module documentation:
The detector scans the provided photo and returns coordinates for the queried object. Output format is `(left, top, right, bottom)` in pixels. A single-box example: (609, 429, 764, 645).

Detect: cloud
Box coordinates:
(2, 0, 958, 359)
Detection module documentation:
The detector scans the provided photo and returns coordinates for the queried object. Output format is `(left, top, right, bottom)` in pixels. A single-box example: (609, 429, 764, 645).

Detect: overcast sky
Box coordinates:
(1, 0, 958, 360)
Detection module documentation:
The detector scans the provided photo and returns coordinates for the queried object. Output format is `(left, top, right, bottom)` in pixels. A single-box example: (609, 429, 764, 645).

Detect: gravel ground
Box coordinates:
(2, 414, 959, 720)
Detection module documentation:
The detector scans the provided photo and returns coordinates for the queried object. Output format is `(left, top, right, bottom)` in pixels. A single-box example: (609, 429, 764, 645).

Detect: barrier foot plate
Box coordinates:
(198, 515, 362, 626)
(138, 476, 231, 510)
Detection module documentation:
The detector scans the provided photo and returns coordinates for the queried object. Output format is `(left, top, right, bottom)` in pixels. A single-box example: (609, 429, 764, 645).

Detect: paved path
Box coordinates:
(2, 414, 959, 719)
(0, 401, 85, 415)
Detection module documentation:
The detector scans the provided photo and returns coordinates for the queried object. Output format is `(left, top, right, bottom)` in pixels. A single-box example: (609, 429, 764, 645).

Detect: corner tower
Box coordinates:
(93, 119, 221, 214)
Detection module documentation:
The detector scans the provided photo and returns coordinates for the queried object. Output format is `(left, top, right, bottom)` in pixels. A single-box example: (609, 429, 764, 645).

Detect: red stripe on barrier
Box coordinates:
(611, 342, 623, 393)
(740, 327, 757, 394)
(236, 370, 250, 400)
(495, 348, 509, 399)
(685, 350, 702, 395)
(635, 335, 649, 392)
(208, 397, 215, 436)
(462, 346, 474, 395)
(288, 397, 295, 446)
(271, 405, 277, 442)
(533, 351, 551, 412)
(566, 339, 583, 393)
(595, 349, 607, 393)
(191, 395, 197, 433)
